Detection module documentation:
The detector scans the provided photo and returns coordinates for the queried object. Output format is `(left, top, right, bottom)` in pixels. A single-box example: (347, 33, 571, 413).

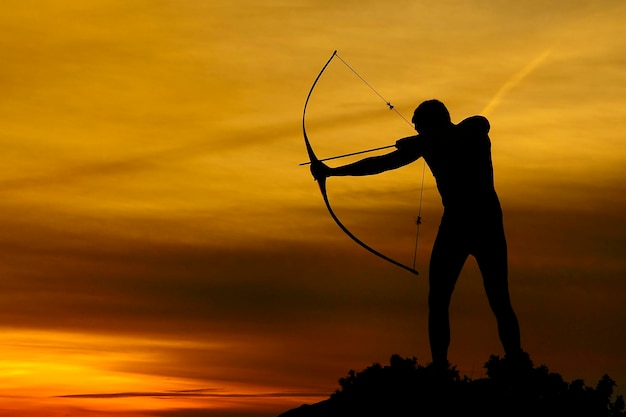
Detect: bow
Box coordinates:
(302, 50, 419, 275)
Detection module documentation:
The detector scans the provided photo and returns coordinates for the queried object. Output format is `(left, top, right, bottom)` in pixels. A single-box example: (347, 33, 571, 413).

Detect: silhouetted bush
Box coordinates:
(278, 353, 625, 417)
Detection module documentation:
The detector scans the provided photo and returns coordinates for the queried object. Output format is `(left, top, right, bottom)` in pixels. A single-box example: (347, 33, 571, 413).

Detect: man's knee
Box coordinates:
(428, 291, 452, 313)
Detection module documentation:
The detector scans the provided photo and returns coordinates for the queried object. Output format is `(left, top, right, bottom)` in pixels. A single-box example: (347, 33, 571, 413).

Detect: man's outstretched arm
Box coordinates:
(311, 138, 421, 180)
(331, 148, 421, 176)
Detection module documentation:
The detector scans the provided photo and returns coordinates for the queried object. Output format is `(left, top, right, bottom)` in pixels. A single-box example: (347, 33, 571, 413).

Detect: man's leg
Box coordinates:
(475, 226, 522, 357)
(428, 226, 468, 367)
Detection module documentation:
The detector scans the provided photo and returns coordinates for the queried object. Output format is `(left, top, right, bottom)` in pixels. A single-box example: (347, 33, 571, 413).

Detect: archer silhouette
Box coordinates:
(310, 99, 526, 372)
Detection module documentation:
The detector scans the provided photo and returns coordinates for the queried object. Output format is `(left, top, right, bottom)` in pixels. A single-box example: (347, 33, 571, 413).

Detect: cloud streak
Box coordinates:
(481, 48, 553, 116)
(58, 389, 327, 399)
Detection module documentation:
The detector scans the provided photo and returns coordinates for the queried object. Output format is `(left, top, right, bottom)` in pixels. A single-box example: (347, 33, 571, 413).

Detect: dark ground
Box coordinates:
(278, 354, 625, 417)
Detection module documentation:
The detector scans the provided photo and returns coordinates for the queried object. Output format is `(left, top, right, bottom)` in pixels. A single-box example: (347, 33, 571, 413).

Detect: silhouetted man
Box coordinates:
(311, 99, 524, 372)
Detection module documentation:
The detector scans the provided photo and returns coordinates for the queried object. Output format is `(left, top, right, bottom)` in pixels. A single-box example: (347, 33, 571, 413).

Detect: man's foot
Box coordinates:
(504, 350, 533, 372)
(425, 360, 458, 387)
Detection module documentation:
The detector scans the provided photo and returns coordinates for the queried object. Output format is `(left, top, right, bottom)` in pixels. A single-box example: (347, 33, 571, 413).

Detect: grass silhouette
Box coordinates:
(279, 354, 625, 417)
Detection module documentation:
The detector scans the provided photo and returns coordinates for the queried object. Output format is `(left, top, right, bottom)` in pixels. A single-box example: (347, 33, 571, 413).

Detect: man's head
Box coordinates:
(412, 99, 452, 134)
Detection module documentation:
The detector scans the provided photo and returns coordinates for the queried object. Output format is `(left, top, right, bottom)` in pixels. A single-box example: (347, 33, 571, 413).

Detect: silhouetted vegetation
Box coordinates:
(279, 354, 625, 417)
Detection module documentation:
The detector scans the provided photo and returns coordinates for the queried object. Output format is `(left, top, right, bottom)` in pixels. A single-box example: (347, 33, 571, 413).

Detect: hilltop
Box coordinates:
(279, 354, 624, 417)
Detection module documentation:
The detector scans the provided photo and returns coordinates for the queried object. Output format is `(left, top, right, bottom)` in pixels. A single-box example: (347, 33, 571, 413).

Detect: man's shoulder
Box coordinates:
(458, 115, 490, 134)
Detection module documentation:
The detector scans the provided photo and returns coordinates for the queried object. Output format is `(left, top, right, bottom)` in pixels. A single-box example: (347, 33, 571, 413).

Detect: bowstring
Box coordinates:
(413, 162, 426, 271)
(334, 53, 414, 126)
(333, 51, 427, 271)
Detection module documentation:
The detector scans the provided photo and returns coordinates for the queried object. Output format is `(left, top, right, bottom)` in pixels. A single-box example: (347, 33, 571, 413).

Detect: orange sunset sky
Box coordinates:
(1, 1, 625, 416)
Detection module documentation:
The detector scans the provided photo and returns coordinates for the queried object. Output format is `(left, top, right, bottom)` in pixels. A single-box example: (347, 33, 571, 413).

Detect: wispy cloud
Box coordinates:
(58, 388, 327, 399)
(481, 48, 553, 116)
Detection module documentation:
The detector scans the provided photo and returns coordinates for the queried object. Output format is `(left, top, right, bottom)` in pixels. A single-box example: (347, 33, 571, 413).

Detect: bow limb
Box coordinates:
(303, 50, 418, 276)
(302, 51, 336, 168)
(318, 176, 419, 275)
